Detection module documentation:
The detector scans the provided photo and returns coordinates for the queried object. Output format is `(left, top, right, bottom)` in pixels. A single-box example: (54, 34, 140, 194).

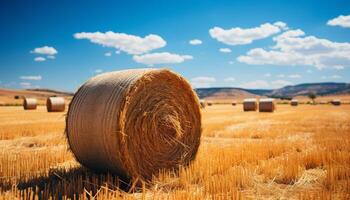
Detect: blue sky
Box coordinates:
(0, 0, 349, 91)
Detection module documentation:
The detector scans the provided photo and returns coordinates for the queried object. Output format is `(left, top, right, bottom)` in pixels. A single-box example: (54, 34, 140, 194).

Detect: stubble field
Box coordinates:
(0, 104, 349, 199)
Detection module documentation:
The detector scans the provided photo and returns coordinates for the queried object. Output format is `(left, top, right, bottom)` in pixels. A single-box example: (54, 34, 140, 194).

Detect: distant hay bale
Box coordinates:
(259, 98, 275, 112)
(291, 99, 298, 106)
(199, 99, 206, 108)
(47, 97, 65, 112)
(232, 101, 237, 106)
(23, 98, 37, 110)
(14, 95, 21, 99)
(331, 99, 341, 106)
(243, 98, 257, 111)
(66, 68, 202, 181)
(207, 101, 213, 106)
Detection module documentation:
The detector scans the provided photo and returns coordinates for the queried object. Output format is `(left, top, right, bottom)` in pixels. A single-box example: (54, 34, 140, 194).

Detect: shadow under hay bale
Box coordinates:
(23, 98, 37, 110)
(47, 97, 65, 112)
(243, 98, 257, 111)
(259, 98, 275, 112)
(66, 68, 202, 182)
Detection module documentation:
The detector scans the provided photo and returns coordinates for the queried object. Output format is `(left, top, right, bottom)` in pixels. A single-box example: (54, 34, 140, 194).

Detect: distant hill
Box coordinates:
(196, 82, 350, 100)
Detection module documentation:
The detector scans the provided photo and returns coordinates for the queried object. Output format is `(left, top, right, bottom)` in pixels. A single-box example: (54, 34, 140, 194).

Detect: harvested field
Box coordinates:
(0, 104, 349, 199)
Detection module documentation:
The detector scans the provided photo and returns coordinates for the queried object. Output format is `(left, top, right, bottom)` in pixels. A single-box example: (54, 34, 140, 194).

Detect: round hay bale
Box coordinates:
(259, 98, 275, 112)
(207, 101, 213, 106)
(232, 101, 237, 106)
(23, 98, 37, 110)
(199, 99, 206, 109)
(331, 99, 341, 106)
(291, 99, 298, 106)
(47, 97, 65, 112)
(66, 68, 202, 181)
(243, 98, 257, 111)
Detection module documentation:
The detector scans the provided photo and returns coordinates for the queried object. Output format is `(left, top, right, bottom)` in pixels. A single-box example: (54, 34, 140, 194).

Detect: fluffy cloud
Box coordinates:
(327, 15, 350, 28)
(237, 29, 350, 69)
(34, 57, 46, 62)
(189, 39, 202, 45)
(288, 74, 301, 79)
(224, 77, 235, 82)
(19, 75, 42, 81)
(191, 77, 216, 88)
(219, 48, 232, 53)
(133, 52, 192, 65)
(31, 46, 57, 55)
(74, 31, 166, 55)
(239, 79, 292, 89)
(104, 52, 112, 57)
(209, 22, 285, 45)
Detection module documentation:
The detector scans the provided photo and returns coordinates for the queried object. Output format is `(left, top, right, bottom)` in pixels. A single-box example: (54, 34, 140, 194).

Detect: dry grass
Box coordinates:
(0, 104, 349, 199)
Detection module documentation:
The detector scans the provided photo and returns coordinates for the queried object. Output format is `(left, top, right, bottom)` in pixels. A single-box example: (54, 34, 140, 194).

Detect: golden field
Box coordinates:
(0, 104, 349, 199)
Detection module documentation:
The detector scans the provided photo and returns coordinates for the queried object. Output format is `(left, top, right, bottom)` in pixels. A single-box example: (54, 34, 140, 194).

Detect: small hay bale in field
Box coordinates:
(14, 95, 22, 99)
(199, 99, 206, 108)
(66, 68, 202, 181)
(232, 101, 237, 106)
(23, 98, 37, 110)
(243, 98, 257, 111)
(207, 100, 213, 106)
(47, 97, 65, 112)
(259, 98, 275, 112)
(291, 99, 298, 106)
(331, 99, 341, 106)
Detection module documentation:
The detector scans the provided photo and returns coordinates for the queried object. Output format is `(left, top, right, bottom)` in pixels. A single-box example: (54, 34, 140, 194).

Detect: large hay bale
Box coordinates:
(331, 99, 341, 106)
(243, 98, 257, 111)
(47, 97, 65, 112)
(291, 99, 298, 106)
(259, 98, 275, 112)
(232, 100, 237, 106)
(23, 98, 37, 110)
(199, 99, 206, 109)
(66, 68, 202, 181)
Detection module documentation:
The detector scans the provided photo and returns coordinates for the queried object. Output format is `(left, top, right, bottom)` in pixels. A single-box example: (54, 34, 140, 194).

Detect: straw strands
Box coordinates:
(23, 98, 37, 110)
(47, 97, 66, 112)
(243, 98, 257, 111)
(66, 68, 202, 181)
(259, 98, 275, 112)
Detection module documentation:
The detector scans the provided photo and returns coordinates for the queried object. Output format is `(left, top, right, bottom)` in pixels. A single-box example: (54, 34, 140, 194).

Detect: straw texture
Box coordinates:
(243, 98, 257, 111)
(66, 68, 202, 181)
(47, 97, 65, 112)
(259, 98, 275, 112)
(23, 98, 37, 110)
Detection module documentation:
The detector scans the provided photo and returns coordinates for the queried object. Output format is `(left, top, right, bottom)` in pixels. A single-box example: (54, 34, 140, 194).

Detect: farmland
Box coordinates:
(0, 104, 349, 199)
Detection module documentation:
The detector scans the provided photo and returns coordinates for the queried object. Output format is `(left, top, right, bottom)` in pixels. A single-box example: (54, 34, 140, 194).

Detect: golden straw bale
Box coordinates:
(23, 98, 37, 110)
(259, 98, 275, 112)
(243, 98, 257, 111)
(66, 68, 202, 181)
(47, 97, 65, 112)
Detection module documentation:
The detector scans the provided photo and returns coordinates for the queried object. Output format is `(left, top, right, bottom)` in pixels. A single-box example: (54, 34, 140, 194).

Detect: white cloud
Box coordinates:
(189, 39, 202, 45)
(209, 22, 285, 45)
(224, 77, 235, 82)
(133, 52, 192, 65)
(239, 80, 270, 89)
(74, 31, 166, 55)
(191, 76, 216, 88)
(288, 74, 301, 79)
(47, 55, 55, 59)
(237, 29, 350, 69)
(240, 79, 292, 89)
(219, 48, 232, 53)
(327, 15, 350, 28)
(34, 57, 46, 62)
(331, 75, 341, 79)
(104, 52, 112, 57)
(277, 74, 285, 78)
(333, 65, 344, 70)
(115, 50, 121, 54)
(273, 21, 288, 30)
(20, 82, 31, 88)
(19, 75, 42, 81)
(228, 61, 234, 65)
(31, 46, 57, 55)
(264, 73, 271, 77)
(95, 69, 103, 74)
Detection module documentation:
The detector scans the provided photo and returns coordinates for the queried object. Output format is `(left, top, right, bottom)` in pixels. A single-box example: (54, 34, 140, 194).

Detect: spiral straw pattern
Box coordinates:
(66, 68, 202, 181)
(47, 97, 65, 112)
